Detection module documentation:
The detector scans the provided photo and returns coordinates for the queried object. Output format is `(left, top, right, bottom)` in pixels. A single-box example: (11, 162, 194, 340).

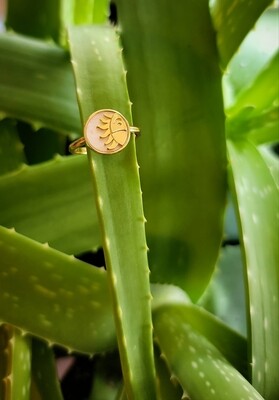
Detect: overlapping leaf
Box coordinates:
(212, 0, 273, 67)
(116, 0, 227, 301)
(228, 140, 279, 399)
(69, 25, 157, 399)
(0, 156, 100, 254)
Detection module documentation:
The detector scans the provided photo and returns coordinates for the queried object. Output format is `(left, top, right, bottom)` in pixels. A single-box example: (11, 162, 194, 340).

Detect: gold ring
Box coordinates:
(69, 109, 140, 155)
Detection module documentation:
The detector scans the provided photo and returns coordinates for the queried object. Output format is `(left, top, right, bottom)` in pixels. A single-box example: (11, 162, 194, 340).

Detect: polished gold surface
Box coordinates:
(68, 137, 88, 155)
(69, 109, 140, 155)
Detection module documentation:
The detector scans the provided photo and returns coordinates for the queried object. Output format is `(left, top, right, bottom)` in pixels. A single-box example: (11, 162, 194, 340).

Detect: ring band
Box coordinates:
(69, 109, 140, 155)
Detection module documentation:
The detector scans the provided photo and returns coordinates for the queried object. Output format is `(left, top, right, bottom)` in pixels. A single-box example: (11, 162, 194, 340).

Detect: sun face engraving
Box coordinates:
(97, 112, 129, 150)
(84, 110, 130, 154)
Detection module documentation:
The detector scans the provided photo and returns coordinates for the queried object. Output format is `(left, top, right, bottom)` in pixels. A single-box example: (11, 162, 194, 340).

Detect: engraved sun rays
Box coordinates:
(97, 112, 129, 150)
(83, 109, 132, 154)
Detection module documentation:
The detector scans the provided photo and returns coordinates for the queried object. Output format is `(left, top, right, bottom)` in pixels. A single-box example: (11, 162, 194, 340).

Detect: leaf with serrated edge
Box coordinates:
(115, 0, 226, 301)
(31, 338, 63, 400)
(0, 119, 26, 175)
(69, 25, 157, 400)
(0, 225, 115, 354)
(0, 33, 80, 134)
(0, 155, 100, 254)
(228, 139, 279, 399)
(0, 324, 31, 400)
(153, 305, 263, 400)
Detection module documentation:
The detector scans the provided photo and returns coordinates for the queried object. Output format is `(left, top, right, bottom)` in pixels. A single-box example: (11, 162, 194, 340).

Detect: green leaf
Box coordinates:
(152, 288, 247, 374)
(154, 347, 183, 400)
(227, 51, 279, 120)
(61, 0, 94, 29)
(227, 52, 279, 144)
(0, 119, 25, 175)
(226, 52, 279, 144)
(115, 386, 127, 400)
(0, 325, 31, 400)
(88, 353, 122, 400)
(60, 0, 109, 44)
(153, 305, 263, 400)
(211, 0, 273, 68)
(245, 114, 279, 145)
(116, 0, 227, 300)
(6, 0, 109, 46)
(31, 339, 63, 400)
(92, 0, 109, 23)
(223, 7, 279, 103)
(228, 139, 279, 399)
(156, 303, 248, 376)
(199, 246, 247, 337)
(0, 226, 115, 355)
(259, 145, 279, 187)
(61, 0, 108, 25)
(0, 33, 80, 134)
(0, 155, 100, 254)
(69, 25, 157, 400)
(6, 0, 60, 41)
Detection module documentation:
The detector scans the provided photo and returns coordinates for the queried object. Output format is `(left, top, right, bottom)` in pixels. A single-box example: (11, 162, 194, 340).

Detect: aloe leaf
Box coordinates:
(6, 0, 60, 41)
(223, 7, 279, 106)
(0, 222, 195, 358)
(115, 386, 127, 400)
(6, 0, 108, 46)
(31, 339, 63, 400)
(0, 220, 249, 377)
(0, 324, 31, 400)
(0, 119, 25, 174)
(228, 52, 279, 118)
(199, 246, 247, 337)
(69, 25, 157, 399)
(0, 328, 4, 400)
(89, 353, 122, 400)
(155, 303, 247, 377)
(227, 139, 279, 399)
(226, 105, 279, 144)
(0, 33, 80, 134)
(0, 155, 100, 254)
(226, 52, 279, 145)
(0, 335, 4, 400)
(92, 0, 109, 23)
(152, 287, 247, 375)
(0, 118, 30, 400)
(211, 0, 273, 68)
(30, 381, 42, 400)
(60, 0, 109, 45)
(259, 145, 279, 187)
(0, 226, 115, 354)
(69, 0, 96, 24)
(61, 0, 108, 25)
(115, 0, 226, 300)
(151, 284, 191, 311)
(245, 114, 279, 145)
(153, 305, 263, 400)
(154, 347, 183, 400)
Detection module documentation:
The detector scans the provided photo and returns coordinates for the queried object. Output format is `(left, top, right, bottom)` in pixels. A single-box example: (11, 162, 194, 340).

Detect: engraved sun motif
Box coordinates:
(97, 112, 129, 150)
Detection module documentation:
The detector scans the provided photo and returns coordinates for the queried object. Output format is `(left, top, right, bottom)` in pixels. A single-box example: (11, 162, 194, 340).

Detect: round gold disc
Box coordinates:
(84, 109, 131, 154)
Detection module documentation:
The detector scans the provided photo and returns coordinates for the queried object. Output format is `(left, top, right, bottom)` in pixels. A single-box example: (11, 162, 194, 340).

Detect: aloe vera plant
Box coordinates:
(0, 0, 278, 399)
